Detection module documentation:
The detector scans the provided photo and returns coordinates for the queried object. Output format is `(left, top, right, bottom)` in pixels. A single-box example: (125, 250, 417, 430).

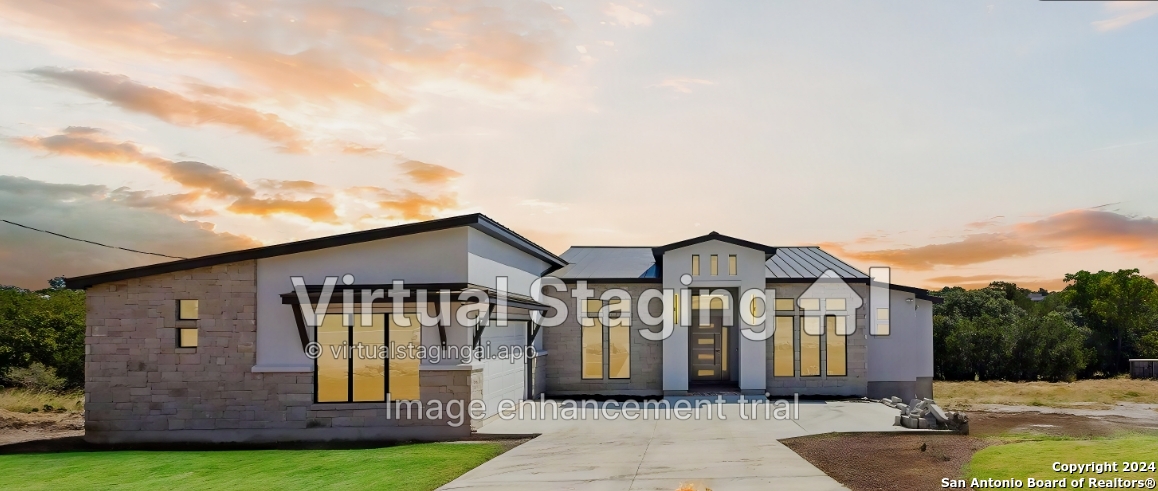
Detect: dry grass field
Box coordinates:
(933, 377, 1158, 410)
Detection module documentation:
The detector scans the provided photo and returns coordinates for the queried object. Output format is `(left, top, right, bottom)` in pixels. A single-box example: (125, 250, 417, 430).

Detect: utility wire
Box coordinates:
(2, 219, 188, 260)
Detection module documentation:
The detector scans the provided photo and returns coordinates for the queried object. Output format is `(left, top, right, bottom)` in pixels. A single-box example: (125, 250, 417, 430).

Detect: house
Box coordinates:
(65, 213, 939, 444)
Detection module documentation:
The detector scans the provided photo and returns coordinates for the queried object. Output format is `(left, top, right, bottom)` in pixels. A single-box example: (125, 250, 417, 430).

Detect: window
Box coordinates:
(728, 255, 737, 275)
(875, 308, 890, 336)
(826, 316, 847, 376)
(693, 293, 729, 310)
(316, 313, 417, 403)
(585, 299, 603, 318)
(775, 298, 796, 311)
(798, 298, 820, 311)
(800, 321, 821, 377)
(177, 299, 199, 320)
(177, 328, 198, 348)
(773, 317, 794, 377)
(691, 255, 700, 276)
(825, 298, 846, 311)
(581, 317, 603, 379)
(608, 317, 630, 379)
(709, 255, 719, 275)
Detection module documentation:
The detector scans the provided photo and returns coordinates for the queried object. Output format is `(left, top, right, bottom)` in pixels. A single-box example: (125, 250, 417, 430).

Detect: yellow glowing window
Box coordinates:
(801, 324, 821, 377)
(697, 337, 714, 345)
(582, 317, 603, 379)
(691, 255, 700, 275)
(728, 255, 737, 275)
(710, 255, 719, 275)
(826, 298, 846, 311)
(775, 298, 796, 311)
(585, 299, 603, 317)
(316, 314, 350, 403)
(353, 314, 386, 402)
(694, 294, 730, 310)
(177, 299, 199, 320)
(799, 298, 820, 311)
(877, 308, 889, 320)
(826, 316, 846, 376)
(177, 328, 198, 348)
(802, 316, 822, 336)
(698, 369, 715, 376)
(388, 313, 421, 401)
(697, 353, 713, 361)
(608, 318, 630, 379)
(773, 317, 794, 377)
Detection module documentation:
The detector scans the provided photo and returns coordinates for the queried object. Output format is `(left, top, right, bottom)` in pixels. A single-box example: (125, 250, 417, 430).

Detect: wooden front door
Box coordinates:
(689, 308, 728, 381)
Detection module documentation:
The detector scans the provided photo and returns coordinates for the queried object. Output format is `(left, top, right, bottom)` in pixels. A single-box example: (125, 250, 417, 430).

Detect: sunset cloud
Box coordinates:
(29, 68, 310, 153)
(604, 3, 653, 27)
(650, 78, 715, 94)
(398, 160, 462, 184)
(1093, 2, 1158, 32)
(827, 209, 1158, 270)
(0, 175, 260, 288)
(12, 129, 338, 221)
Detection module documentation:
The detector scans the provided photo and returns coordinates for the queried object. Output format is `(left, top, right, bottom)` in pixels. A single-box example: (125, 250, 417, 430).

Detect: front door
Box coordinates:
(689, 303, 728, 382)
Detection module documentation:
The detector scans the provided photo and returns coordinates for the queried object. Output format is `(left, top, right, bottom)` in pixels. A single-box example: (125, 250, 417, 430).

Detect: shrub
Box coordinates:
(3, 362, 66, 392)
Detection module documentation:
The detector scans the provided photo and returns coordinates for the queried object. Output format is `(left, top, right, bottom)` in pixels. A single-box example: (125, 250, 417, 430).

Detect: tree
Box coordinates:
(1060, 270, 1158, 375)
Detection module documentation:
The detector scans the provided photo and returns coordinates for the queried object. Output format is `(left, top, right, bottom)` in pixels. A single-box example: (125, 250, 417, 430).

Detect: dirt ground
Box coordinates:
(781, 411, 1158, 491)
(0, 409, 83, 447)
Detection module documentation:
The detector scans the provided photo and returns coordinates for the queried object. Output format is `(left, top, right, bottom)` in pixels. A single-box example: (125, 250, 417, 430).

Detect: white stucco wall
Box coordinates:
(466, 228, 550, 297)
(661, 240, 769, 393)
(866, 289, 921, 383)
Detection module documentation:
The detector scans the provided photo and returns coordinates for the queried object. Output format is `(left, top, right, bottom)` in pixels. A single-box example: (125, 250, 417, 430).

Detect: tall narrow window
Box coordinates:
(709, 255, 719, 275)
(728, 255, 737, 275)
(388, 313, 421, 401)
(581, 317, 603, 379)
(353, 314, 387, 401)
(875, 308, 890, 336)
(608, 317, 630, 379)
(316, 314, 349, 403)
(826, 315, 847, 376)
(691, 255, 700, 276)
(801, 316, 821, 376)
(773, 316, 794, 377)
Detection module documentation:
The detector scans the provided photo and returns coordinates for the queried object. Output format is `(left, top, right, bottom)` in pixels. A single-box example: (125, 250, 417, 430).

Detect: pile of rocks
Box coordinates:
(881, 397, 969, 433)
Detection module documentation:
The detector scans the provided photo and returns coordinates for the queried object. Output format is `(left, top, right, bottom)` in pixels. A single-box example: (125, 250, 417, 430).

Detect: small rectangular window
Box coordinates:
(799, 298, 820, 311)
(585, 299, 603, 317)
(177, 299, 199, 320)
(581, 317, 603, 379)
(775, 298, 796, 311)
(826, 298, 846, 311)
(691, 255, 700, 276)
(874, 308, 890, 336)
(177, 328, 198, 348)
(728, 255, 737, 275)
(773, 317, 794, 377)
(710, 255, 719, 275)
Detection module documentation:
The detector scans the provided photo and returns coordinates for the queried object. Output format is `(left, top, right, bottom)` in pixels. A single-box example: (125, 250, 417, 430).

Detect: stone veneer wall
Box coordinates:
(84, 260, 472, 444)
(764, 283, 869, 397)
(543, 284, 664, 396)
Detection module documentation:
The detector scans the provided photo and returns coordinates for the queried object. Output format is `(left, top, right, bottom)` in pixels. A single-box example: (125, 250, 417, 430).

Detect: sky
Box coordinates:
(1, 0, 1157, 291)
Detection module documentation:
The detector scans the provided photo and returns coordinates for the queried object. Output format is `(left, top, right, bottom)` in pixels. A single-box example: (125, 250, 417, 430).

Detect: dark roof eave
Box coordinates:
(64, 214, 566, 289)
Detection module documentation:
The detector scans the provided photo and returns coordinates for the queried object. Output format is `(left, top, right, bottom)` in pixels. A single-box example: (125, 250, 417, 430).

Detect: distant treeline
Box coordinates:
(0, 278, 84, 390)
(933, 269, 1158, 382)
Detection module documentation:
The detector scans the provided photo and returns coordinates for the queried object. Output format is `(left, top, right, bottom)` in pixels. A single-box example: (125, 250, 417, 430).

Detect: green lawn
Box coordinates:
(0, 442, 504, 491)
(967, 435, 1158, 488)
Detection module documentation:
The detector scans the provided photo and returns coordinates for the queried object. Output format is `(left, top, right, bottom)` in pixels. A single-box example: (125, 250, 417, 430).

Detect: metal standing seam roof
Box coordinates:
(550, 246, 867, 280)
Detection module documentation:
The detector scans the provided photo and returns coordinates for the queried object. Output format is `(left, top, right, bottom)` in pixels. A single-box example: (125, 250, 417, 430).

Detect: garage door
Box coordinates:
(478, 320, 527, 418)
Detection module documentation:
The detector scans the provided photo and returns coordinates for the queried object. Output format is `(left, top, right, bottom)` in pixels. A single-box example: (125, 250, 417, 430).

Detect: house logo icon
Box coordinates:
(798, 270, 863, 337)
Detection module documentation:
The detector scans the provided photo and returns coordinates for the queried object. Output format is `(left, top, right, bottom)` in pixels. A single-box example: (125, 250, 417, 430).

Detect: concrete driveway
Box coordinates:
(439, 397, 908, 490)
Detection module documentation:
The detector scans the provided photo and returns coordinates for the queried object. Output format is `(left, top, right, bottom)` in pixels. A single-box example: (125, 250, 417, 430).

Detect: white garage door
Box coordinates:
(479, 320, 527, 418)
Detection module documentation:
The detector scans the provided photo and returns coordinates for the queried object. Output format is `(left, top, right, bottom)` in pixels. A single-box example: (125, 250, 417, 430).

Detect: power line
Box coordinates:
(2, 219, 188, 260)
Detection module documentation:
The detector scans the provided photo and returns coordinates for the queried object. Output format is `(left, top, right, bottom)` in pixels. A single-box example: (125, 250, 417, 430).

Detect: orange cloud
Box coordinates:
(827, 209, 1158, 271)
(13, 129, 341, 222)
(28, 68, 309, 153)
(2, 1, 573, 110)
(378, 191, 459, 221)
(227, 196, 337, 222)
(399, 160, 462, 184)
